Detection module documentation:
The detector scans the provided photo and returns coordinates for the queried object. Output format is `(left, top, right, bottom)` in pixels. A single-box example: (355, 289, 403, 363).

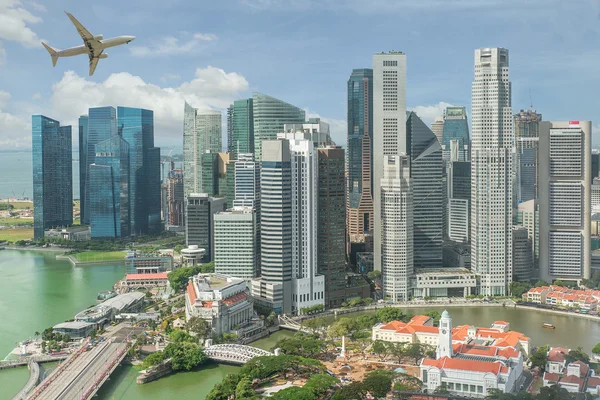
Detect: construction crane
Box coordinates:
(160, 148, 174, 182)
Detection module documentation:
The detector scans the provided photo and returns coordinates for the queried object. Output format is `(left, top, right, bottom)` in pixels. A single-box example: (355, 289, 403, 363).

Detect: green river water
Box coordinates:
(1, 249, 600, 399)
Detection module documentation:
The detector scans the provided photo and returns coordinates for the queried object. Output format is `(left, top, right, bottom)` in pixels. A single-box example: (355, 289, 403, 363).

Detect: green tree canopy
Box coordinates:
(510, 281, 532, 298)
(234, 377, 257, 400)
(564, 347, 589, 364)
(271, 387, 316, 400)
(168, 330, 196, 343)
(186, 316, 212, 339)
(363, 371, 393, 398)
(375, 307, 410, 323)
(331, 382, 367, 400)
(304, 373, 338, 396)
(163, 342, 207, 371)
(592, 342, 600, 355)
(528, 345, 550, 372)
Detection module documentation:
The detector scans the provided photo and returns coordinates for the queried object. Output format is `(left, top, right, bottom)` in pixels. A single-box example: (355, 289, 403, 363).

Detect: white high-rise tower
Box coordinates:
(436, 310, 453, 359)
(471, 48, 513, 296)
(372, 51, 408, 300)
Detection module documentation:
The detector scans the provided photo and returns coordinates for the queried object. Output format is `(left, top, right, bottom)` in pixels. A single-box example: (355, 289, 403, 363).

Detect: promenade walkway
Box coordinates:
(203, 344, 273, 365)
(11, 360, 39, 400)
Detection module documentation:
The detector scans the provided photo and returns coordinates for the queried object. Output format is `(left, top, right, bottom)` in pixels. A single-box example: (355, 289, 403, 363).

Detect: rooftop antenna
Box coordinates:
(529, 89, 533, 110)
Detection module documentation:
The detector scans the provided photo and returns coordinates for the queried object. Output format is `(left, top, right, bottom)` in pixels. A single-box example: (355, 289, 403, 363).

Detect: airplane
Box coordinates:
(41, 11, 135, 76)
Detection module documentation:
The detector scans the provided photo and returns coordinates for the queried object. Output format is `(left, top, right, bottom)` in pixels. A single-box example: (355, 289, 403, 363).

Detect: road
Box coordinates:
(32, 340, 126, 400)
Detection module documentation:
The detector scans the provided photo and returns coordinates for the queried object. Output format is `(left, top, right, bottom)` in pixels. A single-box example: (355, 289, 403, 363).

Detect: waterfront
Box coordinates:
(2, 250, 600, 399)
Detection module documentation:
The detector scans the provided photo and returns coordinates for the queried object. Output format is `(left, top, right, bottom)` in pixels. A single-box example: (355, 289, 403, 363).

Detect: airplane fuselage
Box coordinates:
(56, 35, 136, 57)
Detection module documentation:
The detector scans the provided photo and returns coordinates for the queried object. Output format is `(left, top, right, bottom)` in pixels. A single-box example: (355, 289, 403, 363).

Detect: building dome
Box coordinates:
(442, 310, 450, 319)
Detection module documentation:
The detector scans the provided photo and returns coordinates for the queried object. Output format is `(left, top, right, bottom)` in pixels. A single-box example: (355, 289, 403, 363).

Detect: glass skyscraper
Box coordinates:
(83, 106, 117, 224)
(346, 68, 374, 260)
(252, 92, 305, 163)
(227, 98, 254, 160)
(89, 136, 130, 238)
(117, 106, 161, 235)
(78, 115, 88, 220)
(32, 115, 73, 240)
(441, 106, 470, 161)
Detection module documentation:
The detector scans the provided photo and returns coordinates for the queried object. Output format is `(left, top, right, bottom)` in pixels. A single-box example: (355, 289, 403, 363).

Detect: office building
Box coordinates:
(251, 140, 293, 314)
(592, 151, 600, 183)
(89, 135, 130, 238)
(82, 106, 117, 224)
(593, 178, 600, 213)
(514, 109, 542, 203)
(373, 51, 408, 297)
(448, 199, 469, 243)
(441, 106, 470, 162)
(471, 48, 513, 296)
(166, 168, 184, 226)
(447, 160, 471, 243)
(539, 120, 592, 282)
(185, 193, 227, 262)
(287, 138, 325, 313)
(201, 151, 218, 196)
(227, 98, 254, 159)
(118, 106, 161, 235)
(431, 116, 444, 144)
(252, 92, 305, 162)
(278, 118, 334, 146)
(407, 112, 443, 269)
(214, 207, 259, 280)
(380, 155, 413, 302)
(183, 103, 221, 197)
(515, 199, 539, 273)
(32, 115, 73, 240)
(78, 115, 88, 220)
(234, 153, 260, 209)
(317, 146, 348, 308)
(217, 152, 235, 208)
(346, 68, 375, 262)
(513, 226, 533, 282)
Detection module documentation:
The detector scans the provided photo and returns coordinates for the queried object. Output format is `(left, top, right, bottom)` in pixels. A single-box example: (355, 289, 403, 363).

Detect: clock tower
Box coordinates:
(436, 310, 453, 359)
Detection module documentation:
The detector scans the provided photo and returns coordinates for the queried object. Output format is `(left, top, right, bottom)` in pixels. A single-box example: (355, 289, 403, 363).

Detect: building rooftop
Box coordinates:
(99, 291, 145, 311)
(548, 347, 569, 363)
(53, 321, 95, 330)
(414, 268, 474, 277)
(126, 273, 169, 281)
(543, 372, 560, 383)
(422, 356, 508, 375)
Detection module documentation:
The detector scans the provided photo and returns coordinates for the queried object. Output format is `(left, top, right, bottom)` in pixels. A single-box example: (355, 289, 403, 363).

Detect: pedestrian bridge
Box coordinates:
(204, 344, 274, 365)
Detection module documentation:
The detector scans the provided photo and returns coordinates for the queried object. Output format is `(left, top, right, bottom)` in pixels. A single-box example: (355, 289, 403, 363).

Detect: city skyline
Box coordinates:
(1, 1, 600, 151)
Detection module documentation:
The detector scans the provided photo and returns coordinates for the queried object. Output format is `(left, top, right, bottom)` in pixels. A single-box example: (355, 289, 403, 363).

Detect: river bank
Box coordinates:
(515, 304, 600, 322)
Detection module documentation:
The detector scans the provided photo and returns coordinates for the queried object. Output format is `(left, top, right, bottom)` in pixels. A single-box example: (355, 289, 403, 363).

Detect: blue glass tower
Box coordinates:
(78, 115, 88, 221)
(32, 115, 73, 240)
(89, 136, 130, 238)
(117, 107, 160, 235)
(441, 106, 469, 155)
(83, 107, 117, 224)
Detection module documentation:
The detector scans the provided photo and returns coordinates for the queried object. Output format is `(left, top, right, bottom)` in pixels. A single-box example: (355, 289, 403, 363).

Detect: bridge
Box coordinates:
(11, 360, 39, 400)
(0, 354, 68, 370)
(203, 344, 274, 365)
(26, 337, 131, 400)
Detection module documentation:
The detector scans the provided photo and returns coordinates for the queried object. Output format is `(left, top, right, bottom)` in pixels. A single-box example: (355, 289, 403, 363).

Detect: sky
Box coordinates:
(1, 0, 600, 152)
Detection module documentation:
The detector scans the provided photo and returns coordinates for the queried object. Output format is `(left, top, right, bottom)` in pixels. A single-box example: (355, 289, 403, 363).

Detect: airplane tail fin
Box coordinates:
(41, 42, 59, 67)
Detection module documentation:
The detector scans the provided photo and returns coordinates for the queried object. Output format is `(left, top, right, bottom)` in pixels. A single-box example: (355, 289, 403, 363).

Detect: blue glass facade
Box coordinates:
(84, 107, 117, 224)
(90, 136, 130, 238)
(441, 106, 469, 150)
(32, 115, 73, 240)
(117, 107, 160, 235)
(78, 115, 88, 220)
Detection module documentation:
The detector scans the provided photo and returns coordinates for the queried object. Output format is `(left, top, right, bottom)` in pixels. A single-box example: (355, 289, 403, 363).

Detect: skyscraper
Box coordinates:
(227, 98, 254, 159)
(380, 155, 413, 301)
(317, 146, 347, 308)
(83, 106, 117, 224)
(217, 152, 235, 208)
(447, 160, 471, 243)
(201, 151, 218, 196)
(32, 115, 73, 240)
(441, 106, 470, 162)
(251, 140, 293, 314)
(539, 120, 591, 282)
(252, 93, 305, 163)
(118, 106, 161, 235)
(514, 109, 542, 203)
(185, 193, 227, 261)
(78, 115, 88, 220)
(89, 135, 130, 239)
(471, 48, 513, 296)
(512, 226, 533, 282)
(183, 103, 221, 197)
(166, 168, 184, 226)
(373, 51, 408, 298)
(407, 112, 443, 269)
(515, 199, 539, 273)
(214, 207, 259, 280)
(346, 69, 374, 261)
(234, 153, 260, 209)
(431, 116, 444, 144)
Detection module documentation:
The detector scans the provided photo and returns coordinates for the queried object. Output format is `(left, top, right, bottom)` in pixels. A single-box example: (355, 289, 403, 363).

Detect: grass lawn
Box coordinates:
(0, 201, 33, 210)
(0, 217, 33, 227)
(71, 251, 127, 262)
(0, 228, 34, 242)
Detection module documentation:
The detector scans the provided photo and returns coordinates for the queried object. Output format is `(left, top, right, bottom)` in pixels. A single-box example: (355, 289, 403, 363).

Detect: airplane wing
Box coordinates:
(65, 12, 102, 52)
(89, 54, 100, 76)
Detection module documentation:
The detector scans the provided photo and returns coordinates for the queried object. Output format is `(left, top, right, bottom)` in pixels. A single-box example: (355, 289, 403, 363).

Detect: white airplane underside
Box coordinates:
(41, 12, 135, 76)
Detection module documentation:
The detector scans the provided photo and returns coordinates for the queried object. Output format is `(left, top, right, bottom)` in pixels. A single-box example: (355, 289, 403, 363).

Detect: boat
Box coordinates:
(542, 323, 555, 329)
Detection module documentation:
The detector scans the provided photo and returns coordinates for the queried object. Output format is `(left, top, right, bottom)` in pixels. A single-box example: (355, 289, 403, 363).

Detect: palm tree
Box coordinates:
(34, 331, 40, 338)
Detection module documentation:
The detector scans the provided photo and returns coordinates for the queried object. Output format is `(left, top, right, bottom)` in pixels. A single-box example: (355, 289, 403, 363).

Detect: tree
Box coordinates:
(140, 351, 167, 370)
(271, 387, 316, 400)
(405, 343, 428, 365)
(564, 347, 589, 364)
(375, 307, 408, 323)
(371, 340, 388, 361)
(363, 371, 393, 398)
(528, 345, 549, 372)
(535, 280, 549, 288)
(168, 330, 196, 343)
(304, 373, 338, 396)
(537, 384, 575, 400)
(186, 316, 212, 339)
(265, 311, 277, 327)
(592, 342, 600, 355)
(235, 377, 257, 399)
(164, 342, 207, 371)
(425, 311, 441, 326)
(332, 382, 367, 400)
(367, 270, 382, 280)
(509, 281, 532, 298)
(388, 342, 407, 364)
(302, 317, 327, 334)
(355, 315, 378, 330)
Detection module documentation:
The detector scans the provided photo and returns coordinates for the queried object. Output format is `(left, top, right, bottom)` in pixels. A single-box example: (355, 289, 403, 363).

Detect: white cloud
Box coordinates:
(0, 90, 11, 108)
(305, 109, 346, 147)
(49, 66, 249, 146)
(31, 92, 41, 99)
(408, 102, 454, 127)
(27, 1, 45, 12)
(0, 90, 30, 148)
(0, 0, 42, 48)
(130, 32, 217, 57)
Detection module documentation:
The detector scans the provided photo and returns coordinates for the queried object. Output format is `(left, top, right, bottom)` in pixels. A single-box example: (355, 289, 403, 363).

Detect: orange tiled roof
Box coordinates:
(126, 272, 169, 280)
(186, 281, 197, 304)
(543, 372, 560, 383)
(453, 343, 498, 357)
(222, 291, 248, 306)
(568, 361, 589, 377)
(587, 376, 600, 388)
(559, 375, 584, 391)
(493, 321, 509, 325)
(380, 320, 407, 331)
(548, 347, 569, 363)
(422, 356, 508, 375)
